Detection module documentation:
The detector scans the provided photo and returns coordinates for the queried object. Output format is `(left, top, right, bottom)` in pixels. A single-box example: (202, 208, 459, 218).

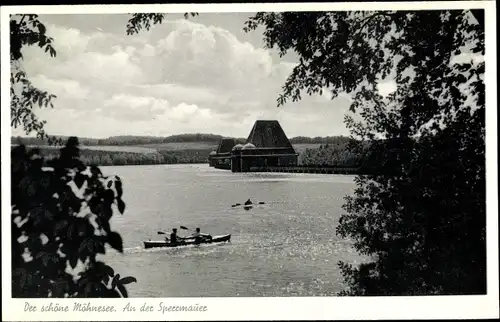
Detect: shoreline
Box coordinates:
(95, 163, 364, 175)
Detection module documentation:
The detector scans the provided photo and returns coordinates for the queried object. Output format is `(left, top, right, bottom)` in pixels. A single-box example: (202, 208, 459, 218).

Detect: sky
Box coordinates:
(10, 11, 482, 140)
(12, 13, 377, 139)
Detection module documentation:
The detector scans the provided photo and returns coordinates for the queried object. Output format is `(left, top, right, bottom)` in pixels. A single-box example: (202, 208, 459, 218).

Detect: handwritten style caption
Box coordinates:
(24, 301, 208, 314)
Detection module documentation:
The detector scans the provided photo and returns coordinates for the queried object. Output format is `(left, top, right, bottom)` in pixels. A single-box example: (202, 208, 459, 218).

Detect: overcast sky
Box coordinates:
(13, 13, 398, 139)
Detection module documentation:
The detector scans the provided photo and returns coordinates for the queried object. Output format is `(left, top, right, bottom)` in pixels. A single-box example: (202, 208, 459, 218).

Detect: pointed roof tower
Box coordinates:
(216, 138, 237, 154)
(246, 120, 295, 150)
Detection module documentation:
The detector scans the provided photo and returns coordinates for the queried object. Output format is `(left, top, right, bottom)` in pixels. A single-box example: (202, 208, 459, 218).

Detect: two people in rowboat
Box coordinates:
(167, 228, 212, 245)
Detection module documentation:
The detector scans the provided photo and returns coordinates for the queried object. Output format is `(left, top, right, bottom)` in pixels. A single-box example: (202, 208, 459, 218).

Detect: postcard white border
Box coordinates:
(1, 1, 498, 321)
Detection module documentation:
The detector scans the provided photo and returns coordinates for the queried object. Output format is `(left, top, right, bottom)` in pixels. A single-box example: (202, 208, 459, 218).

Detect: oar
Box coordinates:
(180, 226, 205, 239)
(158, 226, 188, 234)
(177, 226, 196, 240)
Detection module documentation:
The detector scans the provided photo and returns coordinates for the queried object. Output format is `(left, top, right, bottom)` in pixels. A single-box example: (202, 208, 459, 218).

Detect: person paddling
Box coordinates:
(167, 228, 177, 244)
(168, 228, 185, 245)
(192, 228, 212, 245)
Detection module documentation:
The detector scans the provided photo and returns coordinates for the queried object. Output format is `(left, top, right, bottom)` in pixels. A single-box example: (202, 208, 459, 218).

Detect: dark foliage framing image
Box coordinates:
(9, 7, 486, 299)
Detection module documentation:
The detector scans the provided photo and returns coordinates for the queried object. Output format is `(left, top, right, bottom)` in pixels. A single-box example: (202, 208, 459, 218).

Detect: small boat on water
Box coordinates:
(143, 234, 232, 249)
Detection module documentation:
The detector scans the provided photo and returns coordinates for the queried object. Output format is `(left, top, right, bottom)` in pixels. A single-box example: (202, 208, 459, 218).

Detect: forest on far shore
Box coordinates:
(12, 134, 365, 168)
(11, 133, 353, 146)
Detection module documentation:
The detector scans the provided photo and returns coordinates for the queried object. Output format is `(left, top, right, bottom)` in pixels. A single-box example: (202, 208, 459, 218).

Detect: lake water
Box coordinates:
(101, 164, 363, 297)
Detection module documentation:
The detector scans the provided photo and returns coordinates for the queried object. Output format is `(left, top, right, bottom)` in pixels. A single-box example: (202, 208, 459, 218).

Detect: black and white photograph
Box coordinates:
(1, 1, 498, 320)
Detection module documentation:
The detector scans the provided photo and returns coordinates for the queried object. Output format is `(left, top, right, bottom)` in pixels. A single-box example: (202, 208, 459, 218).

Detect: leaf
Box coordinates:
(84, 283, 93, 296)
(35, 251, 46, 260)
(117, 283, 128, 298)
(114, 179, 123, 198)
(103, 189, 115, 204)
(69, 254, 78, 269)
(103, 264, 115, 277)
(107, 232, 123, 253)
(49, 47, 56, 57)
(37, 23, 46, 35)
(117, 199, 126, 214)
(471, 46, 483, 53)
(119, 276, 137, 285)
(111, 273, 120, 289)
(74, 173, 86, 189)
(101, 219, 111, 233)
(78, 239, 91, 260)
(78, 276, 87, 288)
(96, 241, 105, 254)
(16, 268, 28, 289)
(44, 209, 54, 221)
(90, 165, 102, 177)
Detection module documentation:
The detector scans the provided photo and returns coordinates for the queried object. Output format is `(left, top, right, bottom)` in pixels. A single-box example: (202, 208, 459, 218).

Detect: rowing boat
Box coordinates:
(143, 234, 231, 249)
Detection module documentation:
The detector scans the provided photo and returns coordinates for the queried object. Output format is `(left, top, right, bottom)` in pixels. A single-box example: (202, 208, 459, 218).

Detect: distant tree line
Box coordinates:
(12, 134, 353, 146)
(299, 143, 366, 168)
(14, 136, 369, 168)
(32, 147, 212, 166)
(11, 134, 231, 146)
(27, 144, 369, 168)
(289, 135, 353, 145)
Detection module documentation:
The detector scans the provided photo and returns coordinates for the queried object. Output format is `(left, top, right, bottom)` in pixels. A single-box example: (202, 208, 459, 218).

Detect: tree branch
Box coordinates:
(19, 15, 26, 26)
(357, 12, 396, 34)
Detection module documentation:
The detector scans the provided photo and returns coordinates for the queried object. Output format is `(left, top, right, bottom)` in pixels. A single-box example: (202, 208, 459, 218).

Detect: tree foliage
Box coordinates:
(126, 12, 199, 35)
(10, 14, 59, 143)
(300, 144, 364, 168)
(11, 137, 136, 297)
(245, 10, 485, 295)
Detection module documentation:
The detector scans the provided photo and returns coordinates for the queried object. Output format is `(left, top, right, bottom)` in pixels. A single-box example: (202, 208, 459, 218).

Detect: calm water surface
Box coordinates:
(101, 164, 363, 297)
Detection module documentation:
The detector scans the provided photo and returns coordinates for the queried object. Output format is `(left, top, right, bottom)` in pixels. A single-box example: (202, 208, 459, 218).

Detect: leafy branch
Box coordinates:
(126, 12, 199, 35)
(243, 9, 486, 296)
(12, 138, 137, 297)
(10, 14, 59, 143)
